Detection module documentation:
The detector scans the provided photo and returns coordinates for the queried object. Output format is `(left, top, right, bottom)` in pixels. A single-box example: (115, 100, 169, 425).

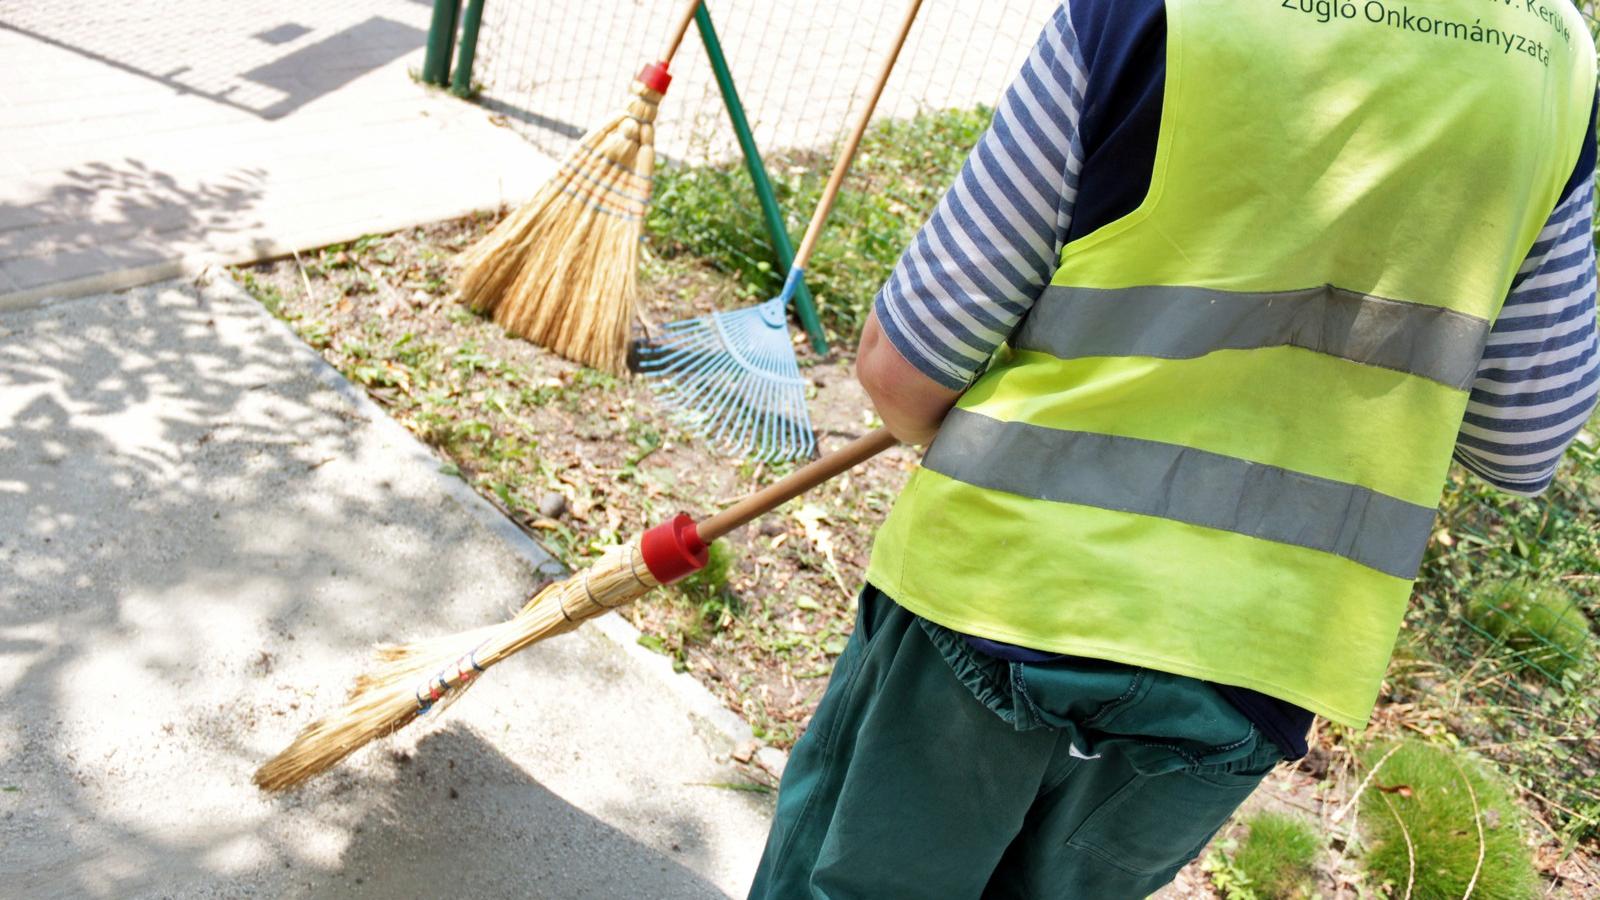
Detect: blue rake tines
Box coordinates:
(638, 271, 816, 462)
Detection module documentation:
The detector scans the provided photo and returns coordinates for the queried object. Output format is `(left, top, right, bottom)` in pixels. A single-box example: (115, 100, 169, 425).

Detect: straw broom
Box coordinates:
(254, 428, 898, 792)
(455, 0, 702, 374)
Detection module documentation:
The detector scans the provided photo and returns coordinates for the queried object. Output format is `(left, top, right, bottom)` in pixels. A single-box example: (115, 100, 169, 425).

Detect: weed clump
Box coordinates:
(1231, 812, 1320, 898)
(1361, 741, 1536, 900)
(681, 538, 735, 598)
(1464, 577, 1593, 679)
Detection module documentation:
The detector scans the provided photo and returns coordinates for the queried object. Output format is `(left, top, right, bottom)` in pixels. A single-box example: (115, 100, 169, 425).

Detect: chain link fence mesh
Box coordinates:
(473, 0, 1058, 341)
(1404, 435, 1600, 842)
(475, 0, 1054, 166)
(472, 1, 1600, 841)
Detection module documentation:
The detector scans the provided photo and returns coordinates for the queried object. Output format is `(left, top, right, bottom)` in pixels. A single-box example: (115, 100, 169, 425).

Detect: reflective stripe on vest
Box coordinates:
(925, 407, 1437, 579)
(1015, 284, 1493, 391)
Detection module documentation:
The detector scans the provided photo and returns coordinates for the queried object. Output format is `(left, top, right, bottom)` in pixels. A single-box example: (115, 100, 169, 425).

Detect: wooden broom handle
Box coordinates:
(791, 0, 925, 269)
(662, 0, 703, 65)
(697, 428, 899, 541)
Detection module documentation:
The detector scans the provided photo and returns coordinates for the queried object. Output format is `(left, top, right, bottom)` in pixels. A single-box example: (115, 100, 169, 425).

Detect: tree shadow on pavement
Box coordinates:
(0, 159, 267, 293)
(0, 280, 757, 896)
(323, 725, 729, 899)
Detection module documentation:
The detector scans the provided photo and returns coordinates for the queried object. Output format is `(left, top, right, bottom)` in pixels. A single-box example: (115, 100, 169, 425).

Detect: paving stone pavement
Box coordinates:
(0, 1, 553, 306)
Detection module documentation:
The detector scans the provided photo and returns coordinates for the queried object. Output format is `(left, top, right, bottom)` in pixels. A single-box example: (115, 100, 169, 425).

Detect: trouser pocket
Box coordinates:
(1019, 660, 1269, 774)
(1064, 766, 1267, 878)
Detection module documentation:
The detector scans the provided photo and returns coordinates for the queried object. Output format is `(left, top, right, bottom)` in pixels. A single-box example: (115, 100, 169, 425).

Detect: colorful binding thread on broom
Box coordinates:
(414, 646, 487, 714)
(546, 71, 659, 224)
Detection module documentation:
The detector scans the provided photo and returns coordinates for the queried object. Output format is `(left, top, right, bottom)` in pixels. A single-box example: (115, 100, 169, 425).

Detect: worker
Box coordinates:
(750, 1, 1598, 896)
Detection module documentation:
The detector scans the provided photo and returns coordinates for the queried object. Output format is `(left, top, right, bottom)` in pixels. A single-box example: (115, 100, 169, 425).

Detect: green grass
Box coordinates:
(1234, 812, 1320, 899)
(1361, 741, 1537, 900)
(681, 538, 735, 598)
(1424, 417, 1600, 630)
(1464, 576, 1594, 680)
(1409, 412, 1600, 839)
(1204, 812, 1320, 900)
(236, 270, 286, 316)
(629, 540, 738, 670)
(646, 106, 993, 339)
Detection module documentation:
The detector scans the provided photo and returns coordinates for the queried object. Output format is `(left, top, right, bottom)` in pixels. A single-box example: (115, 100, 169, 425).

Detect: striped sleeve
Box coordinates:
(1454, 175, 1600, 497)
(873, 2, 1085, 390)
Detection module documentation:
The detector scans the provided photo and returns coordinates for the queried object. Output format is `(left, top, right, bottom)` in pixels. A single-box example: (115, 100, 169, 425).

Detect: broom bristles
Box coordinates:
(458, 82, 661, 374)
(253, 541, 660, 792)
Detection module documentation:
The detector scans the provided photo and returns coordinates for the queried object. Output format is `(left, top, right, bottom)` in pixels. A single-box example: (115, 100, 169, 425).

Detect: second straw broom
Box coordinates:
(456, 0, 702, 374)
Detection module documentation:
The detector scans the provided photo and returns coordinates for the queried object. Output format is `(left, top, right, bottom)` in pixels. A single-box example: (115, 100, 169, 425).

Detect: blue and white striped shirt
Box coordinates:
(876, 1, 1598, 496)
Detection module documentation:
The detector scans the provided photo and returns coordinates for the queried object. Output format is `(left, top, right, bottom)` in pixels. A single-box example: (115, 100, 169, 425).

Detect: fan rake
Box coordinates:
(637, 0, 924, 462)
(638, 270, 814, 461)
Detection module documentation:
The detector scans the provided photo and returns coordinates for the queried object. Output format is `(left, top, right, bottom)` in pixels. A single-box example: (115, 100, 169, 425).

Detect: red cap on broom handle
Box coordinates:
(640, 427, 901, 583)
(639, 513, 706, 583)
(634, 0, 703, 96)
(637, 61, 673, 95)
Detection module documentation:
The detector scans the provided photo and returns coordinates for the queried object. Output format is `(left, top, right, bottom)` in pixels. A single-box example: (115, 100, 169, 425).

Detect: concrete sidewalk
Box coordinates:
(0, 1, 551, 307)
(0, 278, 773, 898)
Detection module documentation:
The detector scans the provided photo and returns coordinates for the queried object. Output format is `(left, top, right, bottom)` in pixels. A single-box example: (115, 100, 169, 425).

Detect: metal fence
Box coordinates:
(473, 0, 1054, 166)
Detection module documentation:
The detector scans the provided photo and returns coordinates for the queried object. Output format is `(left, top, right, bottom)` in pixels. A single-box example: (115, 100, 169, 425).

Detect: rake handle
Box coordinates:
(697, 428, 899, 542)
(791, 0, 925, 270)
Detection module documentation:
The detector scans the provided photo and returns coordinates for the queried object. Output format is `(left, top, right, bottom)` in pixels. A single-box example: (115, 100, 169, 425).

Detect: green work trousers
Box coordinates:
(749, 586, 1284, 899)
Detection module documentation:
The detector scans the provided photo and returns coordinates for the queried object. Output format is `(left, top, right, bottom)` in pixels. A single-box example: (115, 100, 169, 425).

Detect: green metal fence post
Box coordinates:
(451, 0, 487, 97)
(695, 5, 829, 353)
(423, 0, 462, 87)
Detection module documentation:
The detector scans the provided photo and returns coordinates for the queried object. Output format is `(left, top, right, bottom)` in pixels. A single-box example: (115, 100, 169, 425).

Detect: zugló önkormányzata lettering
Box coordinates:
(1278, 0, 1567, 66)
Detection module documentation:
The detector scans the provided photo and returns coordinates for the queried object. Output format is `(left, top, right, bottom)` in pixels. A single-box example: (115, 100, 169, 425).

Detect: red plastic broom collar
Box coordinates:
(639, 428, 901, 585)
(636, 0, 703, 96)
(636, 62, 673, 95)
(639, 513, 708, 584)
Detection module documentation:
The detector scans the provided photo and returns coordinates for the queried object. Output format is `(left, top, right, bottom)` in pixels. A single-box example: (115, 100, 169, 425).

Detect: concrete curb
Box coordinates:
(0, 259, 190, 312)
(199, 267, 787, 780)
(0, 201, 514, 315)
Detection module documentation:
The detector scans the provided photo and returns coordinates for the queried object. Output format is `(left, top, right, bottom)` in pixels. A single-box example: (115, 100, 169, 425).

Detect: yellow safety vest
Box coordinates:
(868, 0, 1596, 726)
